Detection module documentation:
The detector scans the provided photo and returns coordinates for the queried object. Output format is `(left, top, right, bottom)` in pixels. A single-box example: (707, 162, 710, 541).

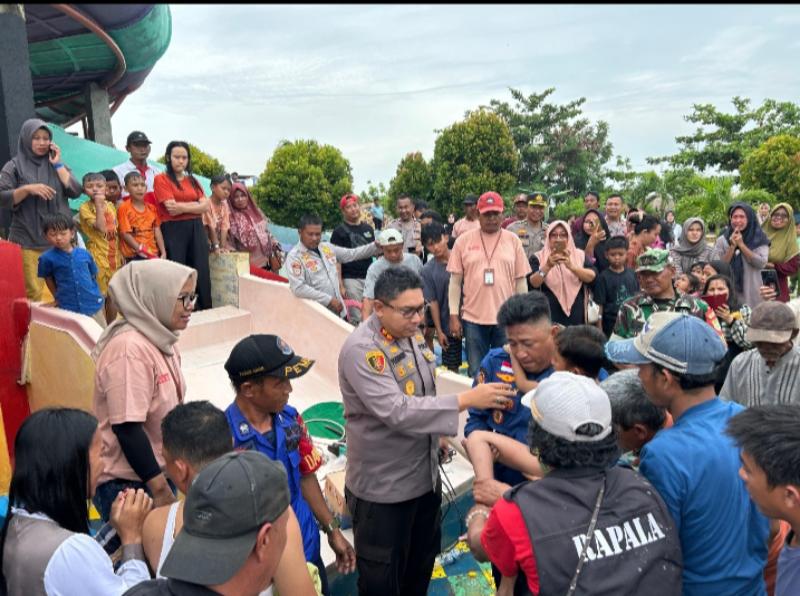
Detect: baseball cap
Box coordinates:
(378, 228, 404, 246)
(526, 372, 612, 442)
(340, 193, 359, 209)
(528, 192, 547, 208)
(636, 248, 673, 273)
(160, 451, 290, 585)
(605, 311, 726, 375)
(225, 334, 314, 381)
(463, 194, 478, 205)
(746, 301, 799, 344)
(477, 191, 504, 214)
(126, 131, 151, 145)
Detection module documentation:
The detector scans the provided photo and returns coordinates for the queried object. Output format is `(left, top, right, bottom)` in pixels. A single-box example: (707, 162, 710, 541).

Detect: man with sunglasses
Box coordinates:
(339, 267, 516, 596)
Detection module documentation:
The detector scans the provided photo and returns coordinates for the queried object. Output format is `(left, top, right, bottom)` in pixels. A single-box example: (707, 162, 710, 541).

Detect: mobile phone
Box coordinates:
(554, 239, 567, 252)
(48, 144, 56, 159)
(761, 269, 779, 291)
(700, 293, 728, 311)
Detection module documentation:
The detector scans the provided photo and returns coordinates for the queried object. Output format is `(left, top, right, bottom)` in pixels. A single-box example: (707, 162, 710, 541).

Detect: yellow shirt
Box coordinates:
(79, 199, 123, 274)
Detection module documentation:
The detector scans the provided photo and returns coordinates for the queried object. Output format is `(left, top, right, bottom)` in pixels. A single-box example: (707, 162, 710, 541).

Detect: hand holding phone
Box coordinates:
(761, 269, 779, 292)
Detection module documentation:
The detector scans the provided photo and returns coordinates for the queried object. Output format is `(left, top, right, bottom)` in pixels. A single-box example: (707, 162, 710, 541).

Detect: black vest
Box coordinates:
(505, 466, 682, 595)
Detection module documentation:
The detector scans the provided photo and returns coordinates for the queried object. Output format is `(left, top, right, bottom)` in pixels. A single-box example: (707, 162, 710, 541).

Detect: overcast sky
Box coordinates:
(87, 4, 800, 191)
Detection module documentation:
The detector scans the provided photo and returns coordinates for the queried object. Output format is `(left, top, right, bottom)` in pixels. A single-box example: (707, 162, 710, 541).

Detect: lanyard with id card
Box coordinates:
(480, 231, 501, 286)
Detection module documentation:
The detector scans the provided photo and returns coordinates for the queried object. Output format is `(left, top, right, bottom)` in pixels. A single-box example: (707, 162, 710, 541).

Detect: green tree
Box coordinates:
(649, 97, 800, 174)
(739, 134, 800, 210)
(553, 197, 585, 222)
(488, 87, 613, 195)
(359, 180, 392, 215)
(157, 143, 226, 178)
(735, 188, 778, 210)
(674, 176, 735, 231)
(430, 108, 518, 217)
(387, 152, 432, 205)
(252, 139, 353, 229)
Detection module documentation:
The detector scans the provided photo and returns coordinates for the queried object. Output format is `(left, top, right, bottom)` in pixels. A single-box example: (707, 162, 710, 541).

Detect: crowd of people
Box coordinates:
(2, 118, 800, 596)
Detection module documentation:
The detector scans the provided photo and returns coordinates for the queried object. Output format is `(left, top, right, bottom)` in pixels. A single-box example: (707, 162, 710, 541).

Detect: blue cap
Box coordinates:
(605, 311, 726, 375)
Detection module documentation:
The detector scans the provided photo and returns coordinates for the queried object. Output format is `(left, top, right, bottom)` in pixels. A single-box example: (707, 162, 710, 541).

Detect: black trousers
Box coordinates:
(160, 218, 212, 310)
(345, 486, 441, 596)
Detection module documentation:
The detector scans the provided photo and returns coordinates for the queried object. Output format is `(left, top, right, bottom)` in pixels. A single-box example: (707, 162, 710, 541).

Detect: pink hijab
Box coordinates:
(535, 220, 586, 316)
(227, 183, 273, 257)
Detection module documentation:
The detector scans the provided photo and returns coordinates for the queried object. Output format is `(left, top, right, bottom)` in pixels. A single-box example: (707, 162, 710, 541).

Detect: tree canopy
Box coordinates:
(648, 97, 800, 175)
(252, 139, 353, 229)
(488, 87, 613, 197)
(740, 134, 800, 210)
(430, 108, 518, 216)
(388, 151, 433, 204)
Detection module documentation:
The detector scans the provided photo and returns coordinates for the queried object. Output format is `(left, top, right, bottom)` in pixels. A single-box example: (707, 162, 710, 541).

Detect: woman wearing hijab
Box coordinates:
(573, 208, 611, 272)
(669, 217, 714, 276)
(762, 202, 800, 303)
(712, 202, 770, 308)
(528, 220, 597, 326)
(227, 182, 283, 272)
(91, 260, 197, 522)
(0, 118, 81, 301)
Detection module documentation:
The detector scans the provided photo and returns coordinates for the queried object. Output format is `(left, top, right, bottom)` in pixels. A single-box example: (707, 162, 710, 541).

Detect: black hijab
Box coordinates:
(574, 208, 610, 271)
(723, 202, 770, 293)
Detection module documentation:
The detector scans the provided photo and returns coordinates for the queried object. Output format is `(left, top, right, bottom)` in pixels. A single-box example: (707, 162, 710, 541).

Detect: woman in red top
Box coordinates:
(153, 141, 212, 310)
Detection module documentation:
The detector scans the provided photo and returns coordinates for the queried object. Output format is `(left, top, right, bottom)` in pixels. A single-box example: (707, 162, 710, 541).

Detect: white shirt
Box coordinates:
(12, 507, 150, 596)
(112, 160, 159, 198)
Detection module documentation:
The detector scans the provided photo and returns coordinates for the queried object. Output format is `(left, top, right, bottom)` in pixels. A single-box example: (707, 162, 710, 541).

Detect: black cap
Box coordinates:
(126, 131, 151, 145)
(225, 334, 314, 381)
(463, 194, 478, 205)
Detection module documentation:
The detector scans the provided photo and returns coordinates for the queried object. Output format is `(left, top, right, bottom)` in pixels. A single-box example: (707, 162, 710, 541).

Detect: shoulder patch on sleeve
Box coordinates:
(365, 350, 386, 374)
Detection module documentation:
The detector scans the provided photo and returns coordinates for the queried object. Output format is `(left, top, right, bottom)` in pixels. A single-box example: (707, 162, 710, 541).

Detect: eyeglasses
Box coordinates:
(176, 292, 198, 309)
(771, 212, 789, 220)
(383, 303, 426, 319)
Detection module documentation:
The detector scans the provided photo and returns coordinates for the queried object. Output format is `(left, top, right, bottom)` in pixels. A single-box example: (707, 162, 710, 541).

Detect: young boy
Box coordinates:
(726, 405, 800, 596)
(78, 172, 124, 296)
(37, 213, 106, 327)
(100, 169, 123, 206)
(593, 236, 640, 337)
(421, 222, 462, 372)
(117, 171, 166, 260)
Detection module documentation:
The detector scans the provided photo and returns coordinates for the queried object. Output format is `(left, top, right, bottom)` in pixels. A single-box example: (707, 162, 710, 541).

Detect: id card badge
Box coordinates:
(484, 268, 495, 286)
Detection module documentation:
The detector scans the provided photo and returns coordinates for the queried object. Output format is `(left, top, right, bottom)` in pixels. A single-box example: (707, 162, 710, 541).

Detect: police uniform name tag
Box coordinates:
(484, 268, 495, 286)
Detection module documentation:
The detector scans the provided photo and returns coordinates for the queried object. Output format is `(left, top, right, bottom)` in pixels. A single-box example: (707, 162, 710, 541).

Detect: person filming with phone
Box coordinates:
(528, 220, 597, 327)
(0, 118, 81, 301)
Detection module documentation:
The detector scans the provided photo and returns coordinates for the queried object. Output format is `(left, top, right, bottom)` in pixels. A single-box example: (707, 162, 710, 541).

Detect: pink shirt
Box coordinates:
(93, 328, 185, 484)
(453, 217, 480, 238)
(447, 228, 531, 325)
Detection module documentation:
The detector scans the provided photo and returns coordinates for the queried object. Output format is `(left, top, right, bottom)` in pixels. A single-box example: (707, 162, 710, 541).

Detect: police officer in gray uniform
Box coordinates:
(339, 267, 516, 596)
(286, 213, 380, 318)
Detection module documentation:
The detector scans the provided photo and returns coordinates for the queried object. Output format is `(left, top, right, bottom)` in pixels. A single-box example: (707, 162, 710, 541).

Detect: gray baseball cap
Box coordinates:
(527, 371, 612, 442)
(160, 451, 290, 585)
(746, 301, 799, 344)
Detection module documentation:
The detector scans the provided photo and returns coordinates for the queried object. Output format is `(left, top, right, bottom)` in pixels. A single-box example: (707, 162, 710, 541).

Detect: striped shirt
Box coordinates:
(720, 347, 800, 407)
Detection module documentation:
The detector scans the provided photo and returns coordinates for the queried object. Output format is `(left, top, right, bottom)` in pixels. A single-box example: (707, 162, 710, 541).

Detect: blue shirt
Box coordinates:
(225, 402, 321, 562)
(639, 398, 769, 596)
(464, 348, 554, 485)
(37, 247, 104, 315)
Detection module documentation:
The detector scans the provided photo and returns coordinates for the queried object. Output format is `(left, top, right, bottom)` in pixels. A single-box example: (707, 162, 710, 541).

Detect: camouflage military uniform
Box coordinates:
(613, 292, 723, 340)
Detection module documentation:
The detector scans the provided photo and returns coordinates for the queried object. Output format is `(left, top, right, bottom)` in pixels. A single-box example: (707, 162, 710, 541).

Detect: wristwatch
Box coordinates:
(322, 517, 341, 535)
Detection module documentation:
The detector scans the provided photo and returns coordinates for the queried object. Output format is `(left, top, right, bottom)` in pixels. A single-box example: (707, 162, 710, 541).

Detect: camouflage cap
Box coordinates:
(636, 248, 673, 273)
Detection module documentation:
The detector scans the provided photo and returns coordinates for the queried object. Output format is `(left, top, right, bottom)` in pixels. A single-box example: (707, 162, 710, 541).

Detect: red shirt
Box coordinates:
(153, 172, 204, 223)
(481, 498, 540, 593)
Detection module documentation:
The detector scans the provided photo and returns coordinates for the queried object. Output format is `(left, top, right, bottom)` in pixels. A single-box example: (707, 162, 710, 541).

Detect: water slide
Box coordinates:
(26, 4, 171, 127)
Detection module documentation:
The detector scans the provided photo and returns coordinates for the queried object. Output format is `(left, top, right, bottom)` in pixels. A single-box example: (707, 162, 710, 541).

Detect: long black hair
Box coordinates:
(1, 409, 98, 544)
(703, 274, 742, 311)
(164, 141, 202, 193)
